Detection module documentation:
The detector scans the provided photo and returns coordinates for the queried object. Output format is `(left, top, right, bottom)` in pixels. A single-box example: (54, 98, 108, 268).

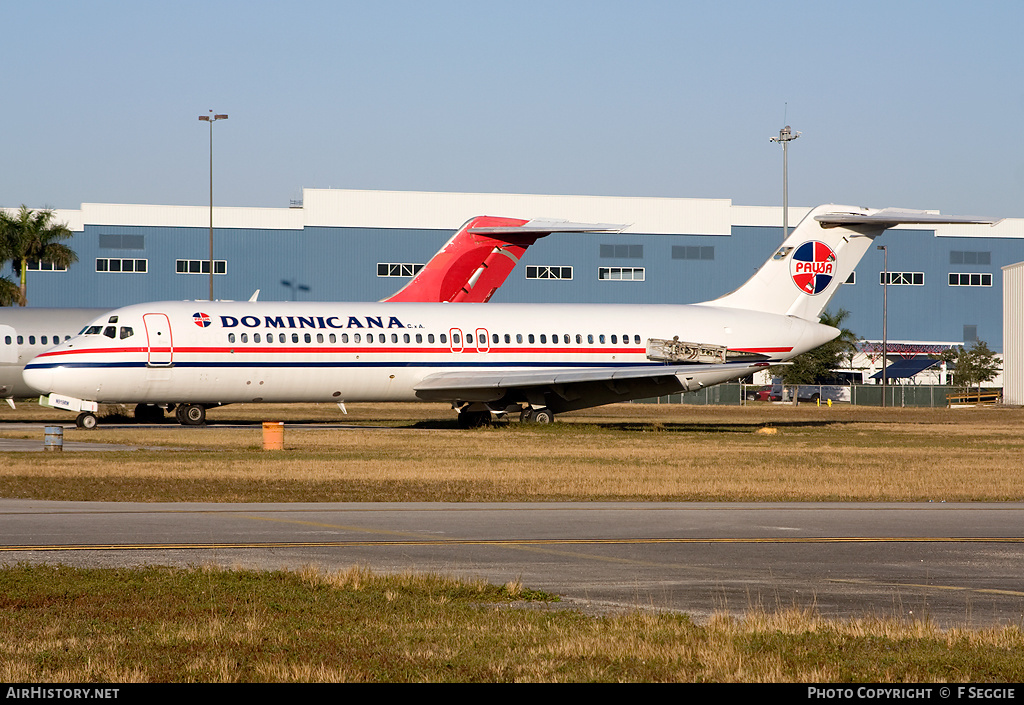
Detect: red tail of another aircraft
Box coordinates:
(383, 216, 624, 303)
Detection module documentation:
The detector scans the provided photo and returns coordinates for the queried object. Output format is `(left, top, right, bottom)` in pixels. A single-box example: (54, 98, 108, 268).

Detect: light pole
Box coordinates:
(877, 245, 888, 408)
(198, 111, 228, 301)
(281, 280, 310, 301)
(770, 125, 800, 242)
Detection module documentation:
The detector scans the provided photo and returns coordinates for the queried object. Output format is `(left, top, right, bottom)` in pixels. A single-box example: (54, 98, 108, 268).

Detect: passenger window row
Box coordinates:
(3, 334, 72, 346)
(223, 332, 644, 346)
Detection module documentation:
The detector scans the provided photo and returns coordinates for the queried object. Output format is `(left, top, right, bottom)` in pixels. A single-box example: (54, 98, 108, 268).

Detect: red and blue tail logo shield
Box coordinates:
(790, 241, 836, 295)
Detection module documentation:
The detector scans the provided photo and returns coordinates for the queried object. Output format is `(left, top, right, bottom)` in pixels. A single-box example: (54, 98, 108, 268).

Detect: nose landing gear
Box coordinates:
(75, 412, 98, 429)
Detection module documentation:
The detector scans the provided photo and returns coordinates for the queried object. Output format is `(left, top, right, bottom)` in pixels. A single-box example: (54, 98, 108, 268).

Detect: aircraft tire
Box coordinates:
(178, 404, 206, 426)
(530, 408, 554, 424)
(76, 412, 98, 430)
(457, 410, 489, 429)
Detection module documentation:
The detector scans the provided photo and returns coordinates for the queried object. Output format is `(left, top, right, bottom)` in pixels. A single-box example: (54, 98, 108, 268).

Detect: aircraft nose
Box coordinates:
(22, 360, 54, 394)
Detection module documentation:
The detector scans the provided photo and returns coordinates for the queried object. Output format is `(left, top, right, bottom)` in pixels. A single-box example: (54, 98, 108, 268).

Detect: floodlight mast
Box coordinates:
(770, 125, 800, 242)
(877, 245, 889, 408)
(198, 111, 229, 301)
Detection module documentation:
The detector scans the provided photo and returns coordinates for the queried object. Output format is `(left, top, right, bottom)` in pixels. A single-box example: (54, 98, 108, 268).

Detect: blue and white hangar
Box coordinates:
(10, 188, 1024, 377)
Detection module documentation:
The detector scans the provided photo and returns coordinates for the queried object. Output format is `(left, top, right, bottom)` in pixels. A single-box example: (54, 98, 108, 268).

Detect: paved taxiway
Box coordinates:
(2, 500, 1022, 627)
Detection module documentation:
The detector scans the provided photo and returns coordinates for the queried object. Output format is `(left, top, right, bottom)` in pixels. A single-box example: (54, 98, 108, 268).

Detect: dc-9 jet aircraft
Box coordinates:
(24, 205, 997, 428)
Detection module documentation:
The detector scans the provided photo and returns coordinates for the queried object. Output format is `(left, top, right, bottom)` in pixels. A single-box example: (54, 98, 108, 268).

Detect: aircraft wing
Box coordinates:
(413, 360, 770, 411)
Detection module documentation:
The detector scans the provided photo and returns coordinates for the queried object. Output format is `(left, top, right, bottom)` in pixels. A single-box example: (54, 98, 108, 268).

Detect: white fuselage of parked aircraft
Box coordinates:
(0, 308, 109, 402)
(24, 204, 999, 427)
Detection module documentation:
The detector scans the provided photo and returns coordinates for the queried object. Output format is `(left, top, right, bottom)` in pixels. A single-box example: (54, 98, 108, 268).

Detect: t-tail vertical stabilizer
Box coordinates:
(701, 205, 999, 322)
(383, 216, 624, 303)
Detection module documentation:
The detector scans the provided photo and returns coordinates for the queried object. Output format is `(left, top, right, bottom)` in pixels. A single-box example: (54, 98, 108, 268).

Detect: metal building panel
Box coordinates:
(1002, 261, 1024, 404)
(302, 188, 733, 235)
(77, 203, 304, 230)
(730, 205, 812, 228)
(938, 219, 1024, 239)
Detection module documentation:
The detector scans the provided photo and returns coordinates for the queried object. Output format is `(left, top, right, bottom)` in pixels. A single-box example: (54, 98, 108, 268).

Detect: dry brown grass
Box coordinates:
(3, 563, 1022, 682)
(2, 402, 1023, 502)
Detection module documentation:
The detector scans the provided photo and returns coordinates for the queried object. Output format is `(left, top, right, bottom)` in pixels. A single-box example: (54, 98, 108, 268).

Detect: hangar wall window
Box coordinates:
(526, 265, 573, 280)
(963, 325, 978, 343)
(377, 263, 424, 277)
(671, 246, 714, 260)
(879, 272, 923, 286)
(96, 258, 147, 273)
(600, 244, 643, 259)
(950, 251, 991, 265)
(26, 260, 67, 272)
(99, 234, 145, 249)
(948, 273, 993, 287)
(176, 259, 227, 274)
(599, 267, 645, 281)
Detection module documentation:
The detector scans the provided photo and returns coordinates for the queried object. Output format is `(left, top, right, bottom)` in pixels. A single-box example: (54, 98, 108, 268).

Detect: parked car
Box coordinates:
(771, 378, 851, 403)
(744, 385, 773, 401)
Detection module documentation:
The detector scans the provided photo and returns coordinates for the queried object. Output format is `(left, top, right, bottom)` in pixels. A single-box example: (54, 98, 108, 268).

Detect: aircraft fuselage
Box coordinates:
(23, 300, 836, 407)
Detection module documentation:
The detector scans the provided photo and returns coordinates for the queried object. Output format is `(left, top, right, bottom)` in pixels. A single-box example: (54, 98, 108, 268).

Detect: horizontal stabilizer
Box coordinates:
(816, 208, 1000, 229)
(468, 219, 625, 236)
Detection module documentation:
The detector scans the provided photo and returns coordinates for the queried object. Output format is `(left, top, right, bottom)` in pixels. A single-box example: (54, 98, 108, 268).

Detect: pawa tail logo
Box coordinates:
(790, 241, 836, 295)
(193, 312, 212, 328)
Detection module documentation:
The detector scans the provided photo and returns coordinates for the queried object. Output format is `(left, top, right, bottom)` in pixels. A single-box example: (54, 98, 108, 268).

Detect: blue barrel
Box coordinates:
(43, 426, 64, 452)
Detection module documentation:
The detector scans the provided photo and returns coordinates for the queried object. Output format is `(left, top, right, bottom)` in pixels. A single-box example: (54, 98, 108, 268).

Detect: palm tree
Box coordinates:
(0, 211, 20, 306)
(1, 206, 78, 306)
(819, 308, 859, 367)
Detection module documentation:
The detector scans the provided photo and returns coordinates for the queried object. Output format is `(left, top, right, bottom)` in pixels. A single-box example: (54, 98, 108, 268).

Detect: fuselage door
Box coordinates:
(143, 313, 173, 366)
(0, 325, 16, 364)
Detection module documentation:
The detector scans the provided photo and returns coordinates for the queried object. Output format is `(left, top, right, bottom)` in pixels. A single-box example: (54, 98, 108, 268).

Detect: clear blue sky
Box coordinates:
(3, 0, 1022, 216)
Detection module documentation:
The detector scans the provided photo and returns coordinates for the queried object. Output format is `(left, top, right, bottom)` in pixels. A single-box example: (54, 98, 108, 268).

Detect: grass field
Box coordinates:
(3, 400, 1023, 681)
(1, 401, 1022, 502)
(3, 563, 1022, 683)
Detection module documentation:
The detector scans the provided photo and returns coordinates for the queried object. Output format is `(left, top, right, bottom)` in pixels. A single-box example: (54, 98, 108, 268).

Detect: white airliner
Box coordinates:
(23, 205, 997, 428)
(0, 308, 109, 405)
(3, 216, 614, 413)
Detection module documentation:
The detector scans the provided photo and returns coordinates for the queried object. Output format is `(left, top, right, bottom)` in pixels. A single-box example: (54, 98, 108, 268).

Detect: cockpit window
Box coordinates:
(103, 326, 116, 339)
(83, 325, 103, 335)
(119, 327, 133, 340)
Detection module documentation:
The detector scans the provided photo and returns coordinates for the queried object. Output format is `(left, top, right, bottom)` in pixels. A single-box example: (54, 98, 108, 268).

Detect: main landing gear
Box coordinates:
(457, 409, 491, 429)
(520, 407, 554, 424)
(174, 403, 207, 426)
(456, 405, 556, 428)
